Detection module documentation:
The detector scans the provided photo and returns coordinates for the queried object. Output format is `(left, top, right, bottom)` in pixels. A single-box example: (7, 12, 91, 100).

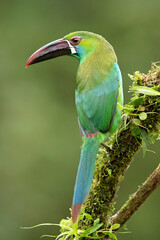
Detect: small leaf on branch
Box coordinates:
(111, 223, 120, 230)
(80, 223, 103, 238)
(132, 86, 160, 95)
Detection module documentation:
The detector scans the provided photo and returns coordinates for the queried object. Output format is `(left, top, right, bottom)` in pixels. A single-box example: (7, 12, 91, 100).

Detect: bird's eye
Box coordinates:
(70, 36, 82, 45)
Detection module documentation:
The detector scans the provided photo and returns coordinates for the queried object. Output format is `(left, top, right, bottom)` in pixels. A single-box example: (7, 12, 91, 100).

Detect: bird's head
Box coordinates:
(26, 31, 112, 67)
(63, 31, 101, 61)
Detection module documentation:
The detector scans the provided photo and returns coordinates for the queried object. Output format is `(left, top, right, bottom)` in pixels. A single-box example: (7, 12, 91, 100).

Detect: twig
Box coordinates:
(110, 164, 160, 226)
(101, 142, 111, 152)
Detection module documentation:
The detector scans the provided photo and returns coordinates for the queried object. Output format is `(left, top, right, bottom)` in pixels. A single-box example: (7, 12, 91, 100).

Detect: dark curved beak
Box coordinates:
(26, 38, 76, 67)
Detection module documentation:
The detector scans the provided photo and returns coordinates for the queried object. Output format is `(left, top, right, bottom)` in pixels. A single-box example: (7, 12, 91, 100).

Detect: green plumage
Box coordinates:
(76, 63, 120, 133)
(26, 31, 124, 223)
(66, 32, 123, 222)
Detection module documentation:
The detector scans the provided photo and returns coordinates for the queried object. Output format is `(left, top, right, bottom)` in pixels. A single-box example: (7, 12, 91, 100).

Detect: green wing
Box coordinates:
(75, 62, 122, 133)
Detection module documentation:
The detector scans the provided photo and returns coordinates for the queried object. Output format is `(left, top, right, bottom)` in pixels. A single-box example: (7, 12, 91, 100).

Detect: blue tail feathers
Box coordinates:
(71, 135, 100, 222)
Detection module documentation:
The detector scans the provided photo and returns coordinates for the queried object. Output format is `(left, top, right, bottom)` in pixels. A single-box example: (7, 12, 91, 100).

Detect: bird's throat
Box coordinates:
(76, 54, 114, 93)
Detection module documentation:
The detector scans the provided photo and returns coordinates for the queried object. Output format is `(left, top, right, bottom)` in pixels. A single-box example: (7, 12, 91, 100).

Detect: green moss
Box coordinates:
(57, 63, 160, 239)
(78, 63, 160, 231)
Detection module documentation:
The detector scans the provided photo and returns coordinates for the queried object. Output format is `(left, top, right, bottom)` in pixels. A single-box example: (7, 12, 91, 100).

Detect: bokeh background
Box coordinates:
(0, 0, 160, 239)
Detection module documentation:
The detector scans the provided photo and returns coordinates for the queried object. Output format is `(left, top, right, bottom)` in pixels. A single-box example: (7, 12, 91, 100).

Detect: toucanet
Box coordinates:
(26, 31, 124, 223)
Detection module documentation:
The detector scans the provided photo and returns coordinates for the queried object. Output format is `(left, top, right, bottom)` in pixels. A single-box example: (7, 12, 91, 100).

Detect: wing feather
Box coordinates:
(76, 62, 121, 133)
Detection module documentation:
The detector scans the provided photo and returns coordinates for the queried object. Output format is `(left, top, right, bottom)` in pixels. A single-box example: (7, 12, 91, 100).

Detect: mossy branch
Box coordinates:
(77, 62, 160, 235)
(48, 63, 160, 240)
(110, 163, 160, 226)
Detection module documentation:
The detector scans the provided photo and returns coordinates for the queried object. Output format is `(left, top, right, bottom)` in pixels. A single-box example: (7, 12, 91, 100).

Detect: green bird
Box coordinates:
(26, 31, 123, 223)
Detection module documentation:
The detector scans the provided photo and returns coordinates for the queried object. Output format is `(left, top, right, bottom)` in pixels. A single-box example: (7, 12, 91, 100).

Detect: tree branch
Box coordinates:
(79, 63, 160, 232)
(58, 63, 160, 240)
(110, 163, 160, 226)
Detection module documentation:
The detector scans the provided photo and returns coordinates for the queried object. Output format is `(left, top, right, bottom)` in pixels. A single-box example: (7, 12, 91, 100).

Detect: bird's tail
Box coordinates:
(71, 134, 100, 223)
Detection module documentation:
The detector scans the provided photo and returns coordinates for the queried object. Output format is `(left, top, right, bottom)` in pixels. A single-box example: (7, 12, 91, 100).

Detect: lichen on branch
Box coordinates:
(110, 163, 160, 226)
(78, 62, 160, 234)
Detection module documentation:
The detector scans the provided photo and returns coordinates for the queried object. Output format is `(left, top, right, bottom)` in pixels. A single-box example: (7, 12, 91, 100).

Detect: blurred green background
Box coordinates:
(0, 0, 160, 239)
